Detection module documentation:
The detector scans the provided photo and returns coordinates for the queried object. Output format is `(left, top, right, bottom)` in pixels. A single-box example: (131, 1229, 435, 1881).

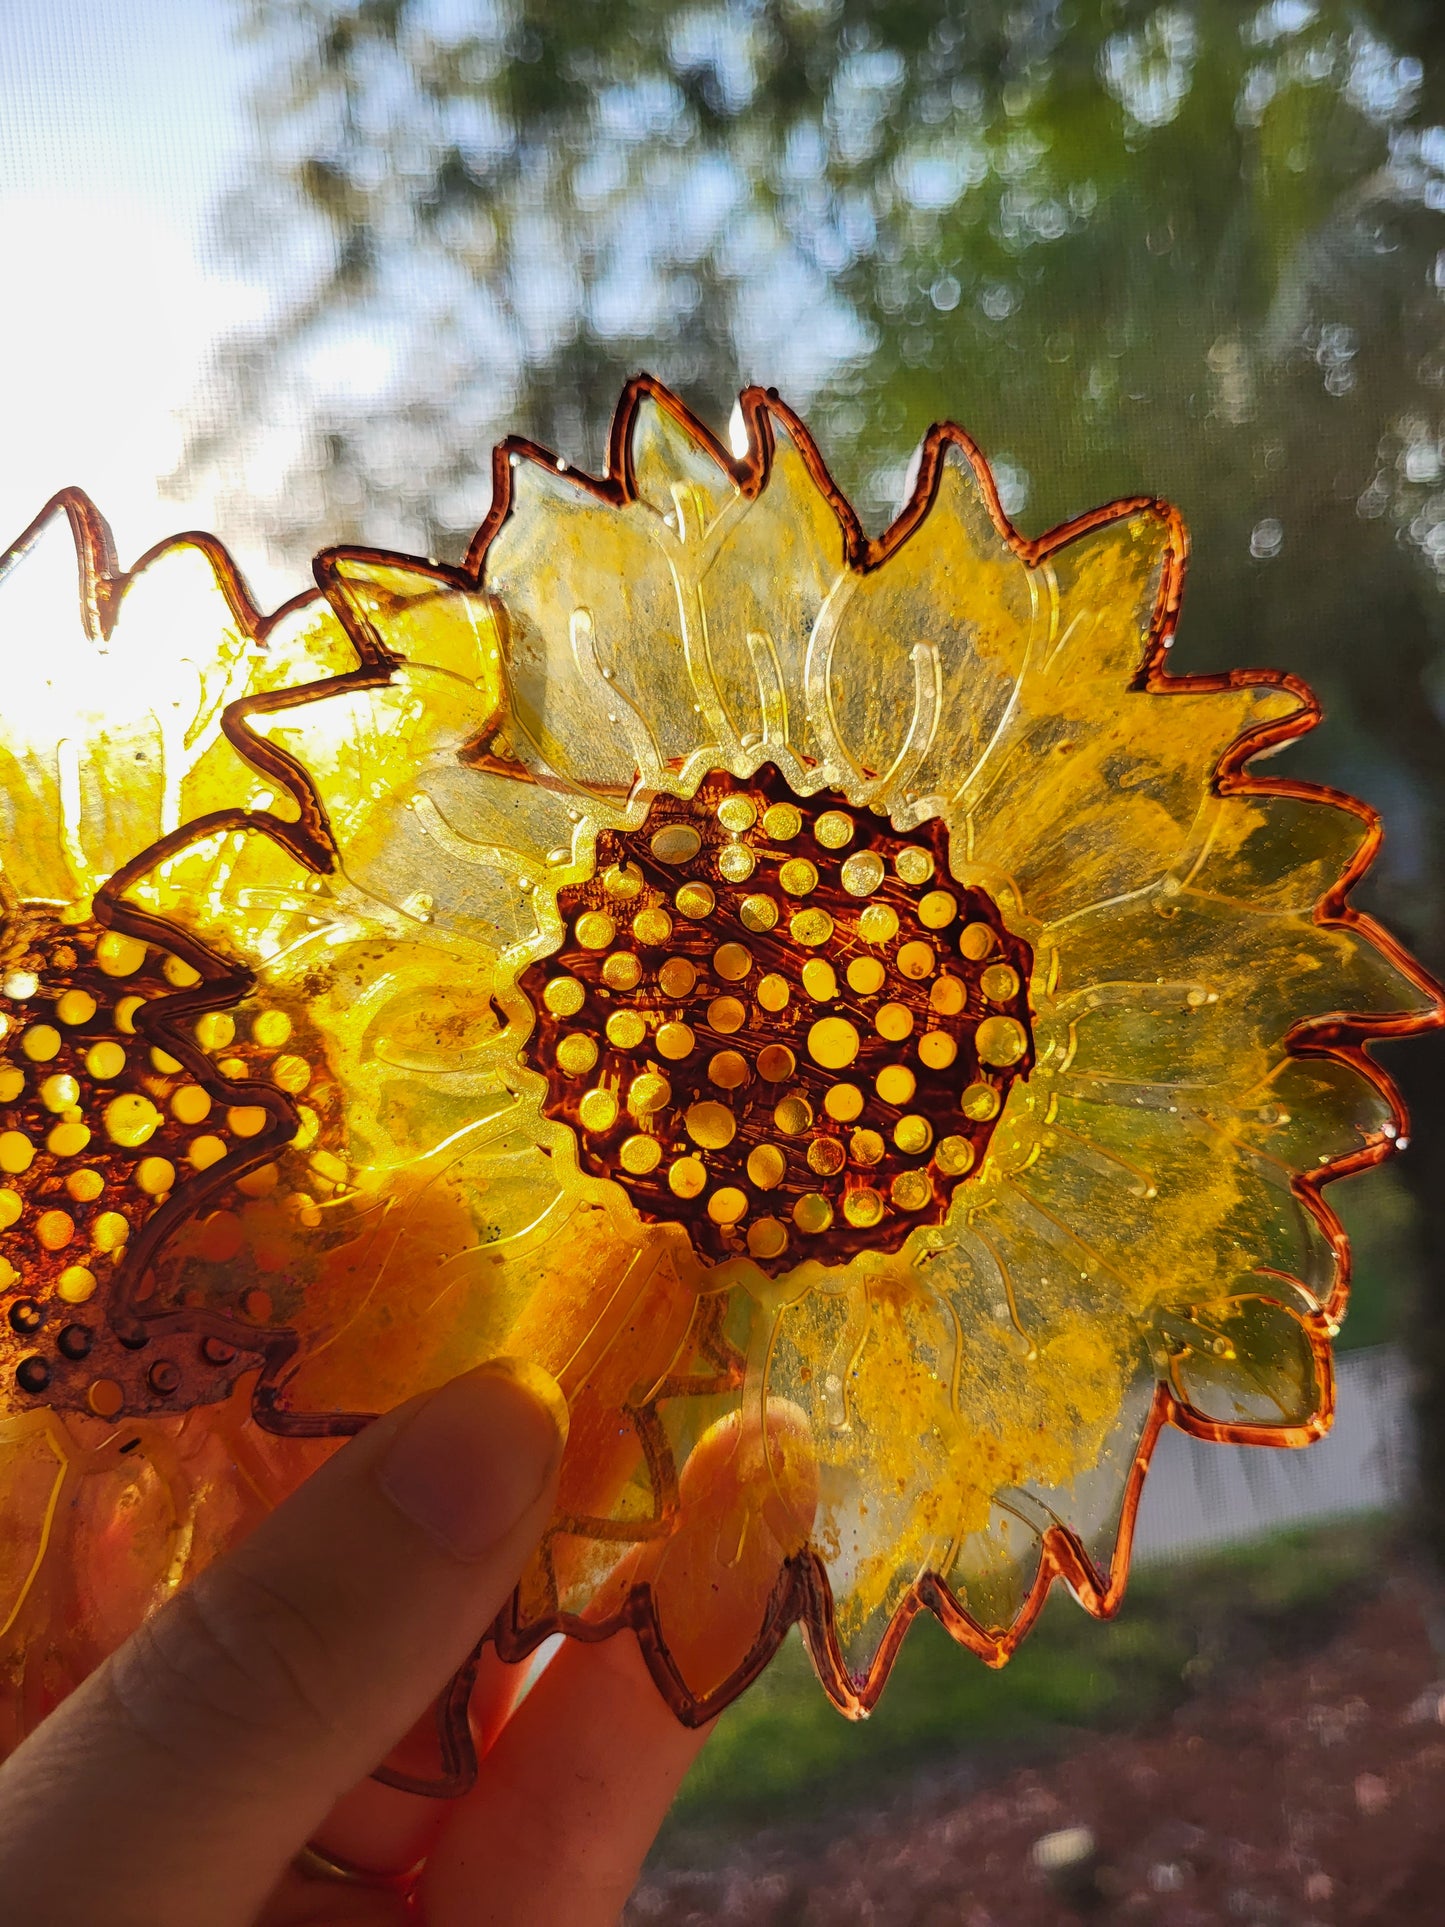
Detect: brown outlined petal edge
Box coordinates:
(1, 380, 1441, 1797)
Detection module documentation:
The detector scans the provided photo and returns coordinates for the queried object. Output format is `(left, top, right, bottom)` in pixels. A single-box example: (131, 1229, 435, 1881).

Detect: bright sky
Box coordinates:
(0, 0, 277, 588)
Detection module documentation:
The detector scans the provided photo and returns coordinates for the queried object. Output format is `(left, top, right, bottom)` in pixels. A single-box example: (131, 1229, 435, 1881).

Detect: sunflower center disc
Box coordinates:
(521, 770, 1034, 1276)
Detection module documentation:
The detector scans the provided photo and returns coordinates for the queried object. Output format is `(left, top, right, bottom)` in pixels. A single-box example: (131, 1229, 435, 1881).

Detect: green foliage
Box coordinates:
(656, 1517, 1390, 1854)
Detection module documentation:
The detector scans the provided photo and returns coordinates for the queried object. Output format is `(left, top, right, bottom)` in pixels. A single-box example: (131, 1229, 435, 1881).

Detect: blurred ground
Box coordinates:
(629, 1520, 1445, 1925)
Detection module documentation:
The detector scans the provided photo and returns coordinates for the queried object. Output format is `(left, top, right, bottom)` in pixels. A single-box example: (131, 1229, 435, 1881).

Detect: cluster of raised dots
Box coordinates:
(521, 770, 1033, 1274)
(0, 916, 345, 1410)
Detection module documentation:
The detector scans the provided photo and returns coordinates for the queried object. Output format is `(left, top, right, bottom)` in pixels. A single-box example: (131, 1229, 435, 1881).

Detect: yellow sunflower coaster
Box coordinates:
(0, 383, 1439, 1787)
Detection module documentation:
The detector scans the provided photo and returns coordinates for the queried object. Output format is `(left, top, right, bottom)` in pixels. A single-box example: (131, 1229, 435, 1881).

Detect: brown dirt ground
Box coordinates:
(626, 1587, 1445, 1925)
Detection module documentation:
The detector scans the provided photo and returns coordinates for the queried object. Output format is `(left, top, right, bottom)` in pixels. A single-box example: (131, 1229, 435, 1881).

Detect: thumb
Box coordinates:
(0, 1358, 567, 1927)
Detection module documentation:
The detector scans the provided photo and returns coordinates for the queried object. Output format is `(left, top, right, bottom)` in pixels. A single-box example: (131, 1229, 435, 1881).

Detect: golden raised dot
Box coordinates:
(169, 1085, 211, 1126)
(891, 1170, 933, 1211)
(668, 1156, 707, 1200)
(312, 1147, 348, 1187)
(557, 1032, 600, 1076)
(628, 1071, 672, 1116)
(762, 802, 802, 841)
(287, 1192, 323, 1229)
(651, 823, 702, 865)
(656, 1021, 695, 1061)
(237, 1164, 280, 1199)
(46, 1120, 90, 1158)
(136, 1156, 177, 1196)
(717, 795, 757, 834)
(602, 951, 643, 992)
(686, 1100, 736, 1150)
(756, 973, 790, 1013)
(0, 1067, 23, 1103)
(846, 957, 886, 996)
(40, 1073, 80, 1113)
(163, 955, 202, 989)
(778, 858, 819, 898)
(840, 851, 886, 897)
(746, 1143, 787, 1190)
(35, 1208, 74, 1251)
(935, 1135, 976, 1177)
(92, 1210, 131, 1251)
(747, 1217, 788, 1260)
(273, 1054, 312, 1094)
(56, 989, 96, 1026)
(187, 1135, 227, 1171)
(151, 1046, 182, 1075)
(961, 1081, 1002, 1122)
(850, 1128, 885, 1165)
(113, 995, 145, 1035)
(96, 932, 146, 977)
(806, 1016, 860, 1071)
(918, 890, 957, 930)
(86, 1040, 127, 1080)
(602, 863, 644, 902)
(858, 904, 899, 947)
(56, 1264, 96, 1303)
(705, 995, 746, 1034)
(253, 1008, 294, 1048)
(620, 1135, 662, 1176)
(895, 846, 933, 885)
(807, 1136, 846, 1177)
(0, 1131, 34, 1175)
(958, 921, 995, 962)
(875, 1002, 913, 1043)
(544, 976, 586, 1018)
(824, 1082, 863, 1123)
(918, 1031, 958, 1071)
(575, 910, 616, 950)
(739, 894, 778, 933)
(930, 975, 966, 1017)
(976, 1015, 1028, 1067)
(21, 1025, 60, 1063)
(895, 940, 935, 981)
(659, 957, 697, 999)
(814, 810, 855, 850)
(65, 1169, 104, 1203)
(757, 1044, 796, 1083)
(717, 844, 756, 883)
(103, 1094, 160, 1149)
(713, 942, 753, 982)
(578, 1088, 620, 1134)
(790, 908, 834, 948)
(981, 962, 1022, 1003)
(0, 1256, 17, 1290)
(632, 907, 673, 948)
(793, 1192, 834, 1235)
(605, 1011, 648, 1051)
(195, 1012, 236, 1052)
(875, 1063, 917, 1107)
(843, 1187, 885, 1229)
(800, 959, 837, 1002)
(774, 1093, 814, 1136)
(894, 1114, 934, 1157)
(707, 1186, 748, 1227)
(708, 1049, 750, 1091)
(87, 1378, 124, 1419)
(675, 881, 716, 920)
(0, 1188, 21, 1227)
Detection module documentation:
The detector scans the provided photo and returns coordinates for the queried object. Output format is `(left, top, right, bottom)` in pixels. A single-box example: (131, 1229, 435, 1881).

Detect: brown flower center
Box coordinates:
(520, 769, 1033, 1276)
(0, 912, 338, 1415)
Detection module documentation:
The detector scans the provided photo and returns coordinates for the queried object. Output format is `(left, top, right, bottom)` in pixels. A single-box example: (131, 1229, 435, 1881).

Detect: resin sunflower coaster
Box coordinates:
(0, 383, 1438, 1791)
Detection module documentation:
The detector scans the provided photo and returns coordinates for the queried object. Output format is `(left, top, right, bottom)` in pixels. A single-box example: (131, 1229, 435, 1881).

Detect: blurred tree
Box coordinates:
(180, 0, 1445, 1555)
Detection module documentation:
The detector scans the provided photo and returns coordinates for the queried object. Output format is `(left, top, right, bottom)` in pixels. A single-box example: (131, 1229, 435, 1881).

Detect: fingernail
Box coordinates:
(378, 1359, 567, 1560)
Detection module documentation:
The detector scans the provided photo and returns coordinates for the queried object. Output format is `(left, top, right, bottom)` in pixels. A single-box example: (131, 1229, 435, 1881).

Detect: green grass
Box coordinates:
(654, 1516, 1391, 1859)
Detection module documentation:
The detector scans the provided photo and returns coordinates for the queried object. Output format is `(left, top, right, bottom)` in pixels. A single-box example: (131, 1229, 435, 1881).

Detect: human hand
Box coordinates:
(0, 1360, 709, 1925)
